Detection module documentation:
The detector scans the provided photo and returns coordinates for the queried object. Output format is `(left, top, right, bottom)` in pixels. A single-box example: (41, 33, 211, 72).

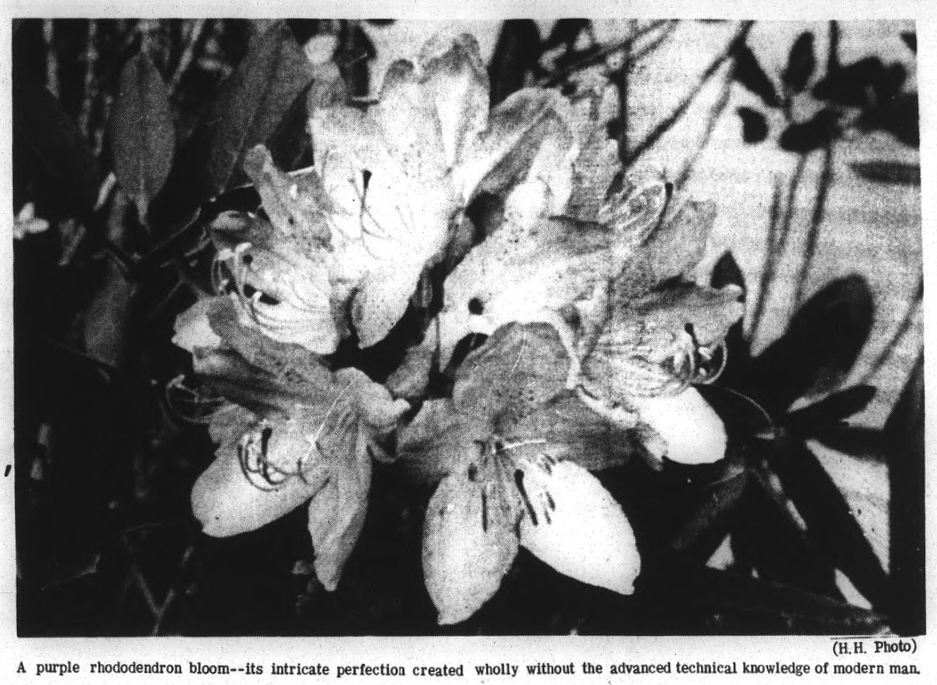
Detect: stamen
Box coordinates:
(514, 469, 537, 526)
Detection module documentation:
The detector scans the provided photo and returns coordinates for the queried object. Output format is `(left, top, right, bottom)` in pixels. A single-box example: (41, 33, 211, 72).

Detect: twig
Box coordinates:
(43, 20, 58, 96)
(791, 144, 834, 307)
(169, 19, 208, 95)
(749, 154, 807, 338)
(79, 20, 98, 137)
(856, 277, 922, 384)
(539, 19, 673, 88)
(675, 75, 733, 187)
(623, 21, 754, 168)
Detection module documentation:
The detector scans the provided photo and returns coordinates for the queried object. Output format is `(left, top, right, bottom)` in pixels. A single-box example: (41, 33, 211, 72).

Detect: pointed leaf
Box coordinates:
(423, 473, 518, 624)
(489, 20, 542, 106)
(737, 106, 768, 144)
(782, 32, 816, 94)
(779, 109, 838, 152)
(519, 460, 640, 595)
(901, 31, 916, 54)
(772, 440, 889, 610)
(732, 44, 781, 108)
(785, 385, 876, 436)
(110, 52, 175, 222)
(743, 275, 873, 412)
(850, 160, 920, 186)
(12, 78, 99, 218)
(151, 21, 315, 229)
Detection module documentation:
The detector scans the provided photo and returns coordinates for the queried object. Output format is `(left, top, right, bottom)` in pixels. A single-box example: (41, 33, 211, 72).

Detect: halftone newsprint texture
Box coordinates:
(2, 2, 932, 683)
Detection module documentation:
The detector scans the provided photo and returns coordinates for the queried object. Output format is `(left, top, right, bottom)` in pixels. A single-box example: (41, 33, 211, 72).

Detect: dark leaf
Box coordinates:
(489, 20, 542, 106)
(543, 19, 590, 51)
(110, 52, 175, 223)
(736, 106, 768, 144)
(850, 160, 920, 186)
(811, 425, 884, 457)
(779, 109, 838, 152)
(885, 353, 924, 634)
(812, 56, 885, 107)
(858, 92, 919, 147)
(150, 21, 315, 231)
(732, 44, 781, 108)
(365, 19, 396, 26)
(785, 385, 876, 436)
(12, 77, 99, 218)
(742, 275, 873, 413)
(770, 440, 889, 611)
(782, 32, 815, 94)
(335, 22, 375, 97)
(900, 31, 916, 54)
(732, 474, 839, 596)
(670, 466, 748, 560)
(644, 562, 887, 633)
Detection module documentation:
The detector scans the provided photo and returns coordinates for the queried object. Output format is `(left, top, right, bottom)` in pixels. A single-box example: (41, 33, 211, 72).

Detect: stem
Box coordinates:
(79, 20, 98, 136)
(792, 145, 834, 307)
(623, 21, 754, 167)
(43, 20, 58, 96)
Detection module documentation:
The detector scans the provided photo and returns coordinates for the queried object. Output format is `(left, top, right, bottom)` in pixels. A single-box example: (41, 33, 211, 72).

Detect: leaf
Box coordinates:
(732, 44, 781, 108)
(771, 440, 889, 611)
(858, 92, 919, 147)
(151, 21, 315, 229)
(737, 106, 768, 144)
(335, 22, 375, 97)
(12, 77, 99, 218)
(307, 423, 372, 591)
(489, 20, 542, 106)
(543, 19, 590, 51)
(518, 460, 640, 595)
(741, 275, 873, 413)
(670, 467, 748, 559)
(110, 52, 175, 222)
(422, 471, 518, 624)
(884, 352, 924, 634)
(850, 160, 920, 186)
(901, 31, 917, 54)
(785, 385, 876, 436)
(779, 109, 838, 152)
(812, 56, 885, 107)
(782, 32, 815, 94)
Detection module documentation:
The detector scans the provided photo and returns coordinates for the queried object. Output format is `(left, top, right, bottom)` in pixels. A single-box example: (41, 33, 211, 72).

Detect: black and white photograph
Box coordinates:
(8, 9, 926, 657)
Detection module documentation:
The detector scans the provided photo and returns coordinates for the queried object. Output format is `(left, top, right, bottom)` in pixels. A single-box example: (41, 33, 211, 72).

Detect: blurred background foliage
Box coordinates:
(13, 18, 921, 636)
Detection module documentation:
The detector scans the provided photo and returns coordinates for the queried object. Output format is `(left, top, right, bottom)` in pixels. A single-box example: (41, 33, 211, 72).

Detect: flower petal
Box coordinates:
(630, 388, 727, 464)
(192, 440, 328, 538)
(398, 399, 490, 483)
(307, 424, 372, 591)
(518, 460, 640, 595)
(423, 472, 518, 624)
(172, 296, 222, 353)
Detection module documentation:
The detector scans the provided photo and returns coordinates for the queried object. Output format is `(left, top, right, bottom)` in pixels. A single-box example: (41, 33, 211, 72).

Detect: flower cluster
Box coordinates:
(173, 32, 743, 624)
